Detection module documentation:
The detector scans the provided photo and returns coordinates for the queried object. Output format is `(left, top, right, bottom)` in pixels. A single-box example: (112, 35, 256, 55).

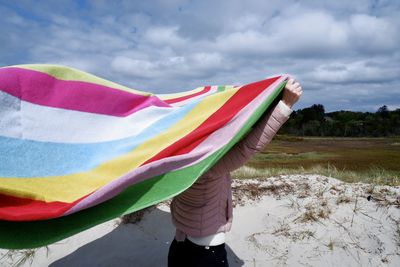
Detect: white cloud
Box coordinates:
(349, 14, 399, 52)
(189, 52, 224, 70)
(111, 52, 225, 80)
(310, 60, 400, 83)
(210, 11, 349, 57)
(143, 26, 187, 47)
(270, 11, 349, 53)
(1, 0, 399, 111)
(211, 10, 399, 58)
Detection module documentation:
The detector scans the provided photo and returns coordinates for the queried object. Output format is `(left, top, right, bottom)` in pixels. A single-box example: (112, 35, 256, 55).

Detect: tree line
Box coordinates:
(279, 104, 400, 137)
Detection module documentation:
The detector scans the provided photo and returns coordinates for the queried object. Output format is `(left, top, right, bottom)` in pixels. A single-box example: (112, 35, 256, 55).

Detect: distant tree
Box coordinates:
(345, 120, 363, 137)
(377, 105, 389, 118)
(282, 104, 399, 137)
(377, 105, 388, 113)
(320, 119, 341, 136)
(300, 104, 325, 124)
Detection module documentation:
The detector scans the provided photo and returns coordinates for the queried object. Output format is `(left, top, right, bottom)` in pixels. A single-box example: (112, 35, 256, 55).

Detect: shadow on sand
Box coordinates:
(51, 207, 244, 267)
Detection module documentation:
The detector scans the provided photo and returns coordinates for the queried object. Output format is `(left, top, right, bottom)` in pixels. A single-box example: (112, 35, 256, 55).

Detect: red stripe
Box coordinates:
(142, 77, 280, 164)
(0, 193, 90, 221)
(0, 67, 170, 117)
(164, 86, 211, 104)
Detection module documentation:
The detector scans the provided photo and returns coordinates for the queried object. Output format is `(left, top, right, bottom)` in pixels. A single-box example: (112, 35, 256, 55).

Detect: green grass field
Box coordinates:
(232, 136, 400, 185)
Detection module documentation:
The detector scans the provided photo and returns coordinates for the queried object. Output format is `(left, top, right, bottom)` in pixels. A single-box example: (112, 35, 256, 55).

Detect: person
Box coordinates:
(168, 78, 303, 267)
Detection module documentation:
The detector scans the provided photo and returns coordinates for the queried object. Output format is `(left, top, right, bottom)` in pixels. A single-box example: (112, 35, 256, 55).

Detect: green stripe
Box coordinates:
(217, 85, 235, 92)
(0, 80, 286, 249)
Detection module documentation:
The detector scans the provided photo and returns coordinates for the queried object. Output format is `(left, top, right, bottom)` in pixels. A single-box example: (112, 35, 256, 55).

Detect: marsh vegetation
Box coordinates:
(233, 136, 400, 185)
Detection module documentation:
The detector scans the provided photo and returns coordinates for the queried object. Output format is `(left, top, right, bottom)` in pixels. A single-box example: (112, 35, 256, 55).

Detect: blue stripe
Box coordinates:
(0, 99, 201, 178)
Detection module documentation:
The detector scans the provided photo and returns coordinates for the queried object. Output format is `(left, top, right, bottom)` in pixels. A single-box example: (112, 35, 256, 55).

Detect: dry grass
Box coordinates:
(118, 206, 156, 225)
(291, 230, 315, 241)
(363, 185, 400, 210)
(238, 136, 400, 186)
(232, 179, 294, 206)
(319, 197, 328, 207)
(271, 220, 315, 242)
(326, 239, 335, 251)
(0, 246, 49, 267)
(271, 221, 291, 237)
(231, 164, 400, 186)
(294, 202, 331, 223)
(388, 215, 400, 248)
(283, 196, 301, 211)
(336, 194, 352, 204)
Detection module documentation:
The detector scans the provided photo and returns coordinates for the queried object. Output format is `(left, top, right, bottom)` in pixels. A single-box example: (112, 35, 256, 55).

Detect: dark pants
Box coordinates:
(168, 238, 229, 267)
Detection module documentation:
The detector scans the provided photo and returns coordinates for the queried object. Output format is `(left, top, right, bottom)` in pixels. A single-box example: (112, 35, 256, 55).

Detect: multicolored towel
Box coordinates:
(0, 64, 288, 249)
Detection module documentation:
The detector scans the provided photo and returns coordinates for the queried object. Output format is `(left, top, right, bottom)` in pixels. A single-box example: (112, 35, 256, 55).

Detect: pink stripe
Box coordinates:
(164, 86, 211, 104)
(63, 75, 288, 215)
(0, 67, 170, 117)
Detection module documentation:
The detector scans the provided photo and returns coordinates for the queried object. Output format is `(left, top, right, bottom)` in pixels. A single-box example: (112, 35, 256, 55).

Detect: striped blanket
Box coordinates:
(0, 65, 288, 249)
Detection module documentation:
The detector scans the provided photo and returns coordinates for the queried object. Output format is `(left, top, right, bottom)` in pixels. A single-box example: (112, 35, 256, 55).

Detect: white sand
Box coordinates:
(1, 174, 399, 267)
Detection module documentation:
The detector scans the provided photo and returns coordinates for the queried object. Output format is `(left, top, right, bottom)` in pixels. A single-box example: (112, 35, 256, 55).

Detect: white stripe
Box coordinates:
(169, 86, 219, 107)
(157, 86, 205, 99)
(0, 90, 180, 143)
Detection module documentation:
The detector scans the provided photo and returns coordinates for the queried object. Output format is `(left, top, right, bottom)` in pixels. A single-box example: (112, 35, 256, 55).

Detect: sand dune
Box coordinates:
(1, 174, 399, 267)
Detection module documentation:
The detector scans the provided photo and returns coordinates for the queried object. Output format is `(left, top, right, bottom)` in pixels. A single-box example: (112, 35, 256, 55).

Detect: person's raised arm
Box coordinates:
(206, 78, 302, 177)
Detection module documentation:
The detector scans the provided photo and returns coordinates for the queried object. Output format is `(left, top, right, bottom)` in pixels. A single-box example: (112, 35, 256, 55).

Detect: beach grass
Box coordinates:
(232, 136, 400, 186)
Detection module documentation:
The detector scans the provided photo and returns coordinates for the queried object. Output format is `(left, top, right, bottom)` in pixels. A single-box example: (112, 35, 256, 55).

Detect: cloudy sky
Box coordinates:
(1, 0, 399, 112)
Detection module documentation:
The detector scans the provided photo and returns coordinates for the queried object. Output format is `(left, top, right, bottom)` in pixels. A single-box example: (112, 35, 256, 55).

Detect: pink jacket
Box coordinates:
(170, 100, 293, 241)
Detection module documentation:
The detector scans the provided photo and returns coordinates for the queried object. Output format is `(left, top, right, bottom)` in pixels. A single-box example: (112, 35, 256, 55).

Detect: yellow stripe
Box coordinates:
(0, 87, 240, 202)
(13, 64, 150, 96)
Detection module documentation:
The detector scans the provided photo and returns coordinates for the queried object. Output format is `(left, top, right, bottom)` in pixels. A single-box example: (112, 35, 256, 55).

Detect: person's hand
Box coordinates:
(282, 78, 302, 108)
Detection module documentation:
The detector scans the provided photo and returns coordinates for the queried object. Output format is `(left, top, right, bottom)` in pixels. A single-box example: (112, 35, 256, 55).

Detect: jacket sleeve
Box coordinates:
(205, 100, 293, 177)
